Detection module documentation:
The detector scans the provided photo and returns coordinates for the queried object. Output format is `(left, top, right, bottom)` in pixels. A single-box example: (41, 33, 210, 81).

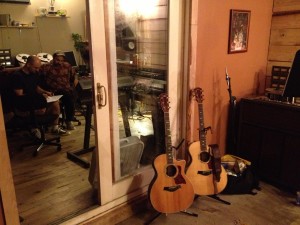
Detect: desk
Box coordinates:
(67, 77, 95, 168)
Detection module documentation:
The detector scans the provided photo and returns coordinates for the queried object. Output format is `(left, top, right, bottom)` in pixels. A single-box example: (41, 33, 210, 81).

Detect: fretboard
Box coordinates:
(164, 111, 173, 164)
(198, 102, 207, 151)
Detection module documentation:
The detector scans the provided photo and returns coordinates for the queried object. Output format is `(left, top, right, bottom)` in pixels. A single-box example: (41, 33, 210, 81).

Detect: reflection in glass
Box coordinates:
(113, 0, 169, 180)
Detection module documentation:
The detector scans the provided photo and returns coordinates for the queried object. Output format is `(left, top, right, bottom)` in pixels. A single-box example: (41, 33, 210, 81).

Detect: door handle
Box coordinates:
(96, 83, 107, 108)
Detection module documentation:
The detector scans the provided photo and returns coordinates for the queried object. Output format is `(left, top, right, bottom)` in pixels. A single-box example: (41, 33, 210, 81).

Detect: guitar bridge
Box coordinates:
(163, 185, 181, 192)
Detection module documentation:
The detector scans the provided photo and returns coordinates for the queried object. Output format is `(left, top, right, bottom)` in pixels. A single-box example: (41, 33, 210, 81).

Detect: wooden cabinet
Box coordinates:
(237, 97, 300, 191)
(0, 26, 40, 59)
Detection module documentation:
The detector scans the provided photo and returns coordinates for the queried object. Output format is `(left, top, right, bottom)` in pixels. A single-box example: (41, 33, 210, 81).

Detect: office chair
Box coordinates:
(270, 66, 290, 90)
(5, 113, 62, 156)
(265, 66, 290, 101)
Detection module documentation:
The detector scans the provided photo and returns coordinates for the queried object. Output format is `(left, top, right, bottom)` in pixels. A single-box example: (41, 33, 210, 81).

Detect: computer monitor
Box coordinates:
(282, 50, 300, 98)
(63, 51, 78, 67)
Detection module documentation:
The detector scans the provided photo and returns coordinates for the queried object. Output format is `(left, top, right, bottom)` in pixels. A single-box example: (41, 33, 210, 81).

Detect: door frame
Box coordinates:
(0, 98, 19, 225)
(89, 0, 191, 206)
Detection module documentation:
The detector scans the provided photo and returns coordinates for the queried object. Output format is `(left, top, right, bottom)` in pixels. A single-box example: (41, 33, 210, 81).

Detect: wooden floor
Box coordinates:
(7, 115, 98, 225)
(118, 182, 300, 225)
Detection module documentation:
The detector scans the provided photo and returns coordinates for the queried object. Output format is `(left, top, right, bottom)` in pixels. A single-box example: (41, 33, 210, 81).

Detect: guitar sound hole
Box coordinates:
(166, 165, 177, 177)
(200, 152, 211, 163)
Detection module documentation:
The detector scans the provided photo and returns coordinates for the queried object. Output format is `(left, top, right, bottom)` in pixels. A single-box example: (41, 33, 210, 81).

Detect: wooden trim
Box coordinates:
(80, 195, 148, 225)
(0, 97, 20, 225)
(273, 0, 300, 13)
(60, 193, 148, 225)
(0, 193, 5, 225)
(273, 10, 300, 16)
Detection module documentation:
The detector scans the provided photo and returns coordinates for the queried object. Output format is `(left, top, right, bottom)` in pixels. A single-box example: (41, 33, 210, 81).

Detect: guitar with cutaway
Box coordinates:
(149, 93, 194, 213)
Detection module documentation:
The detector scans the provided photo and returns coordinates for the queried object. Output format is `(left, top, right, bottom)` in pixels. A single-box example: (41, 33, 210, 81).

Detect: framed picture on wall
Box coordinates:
(228, 9, 251, 54)
(0, 0, 30, 3)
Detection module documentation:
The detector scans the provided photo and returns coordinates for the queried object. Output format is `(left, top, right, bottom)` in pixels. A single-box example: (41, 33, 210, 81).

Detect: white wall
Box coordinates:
(0, 0, 86, 65)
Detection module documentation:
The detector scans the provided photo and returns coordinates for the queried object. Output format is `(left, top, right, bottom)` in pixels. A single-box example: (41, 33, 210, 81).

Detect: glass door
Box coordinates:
(88, 0, 187, 205)
(111, 0, 169, 181)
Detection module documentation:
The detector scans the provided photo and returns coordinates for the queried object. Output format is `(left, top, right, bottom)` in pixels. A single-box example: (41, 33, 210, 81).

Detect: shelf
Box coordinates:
(36, 15, 70, 18)
(0, 26, 35, 29)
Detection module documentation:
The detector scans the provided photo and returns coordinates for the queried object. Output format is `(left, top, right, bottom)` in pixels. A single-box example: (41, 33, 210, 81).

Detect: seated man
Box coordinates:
(40, 51, 77, 130)
(11, 55, 68, 136)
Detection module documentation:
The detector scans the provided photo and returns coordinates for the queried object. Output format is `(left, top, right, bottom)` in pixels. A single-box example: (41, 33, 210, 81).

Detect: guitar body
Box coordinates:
(149, 153, 195, 213)
(186, 141, 228, 196)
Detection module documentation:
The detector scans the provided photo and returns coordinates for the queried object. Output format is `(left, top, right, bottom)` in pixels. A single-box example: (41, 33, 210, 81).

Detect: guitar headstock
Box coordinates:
(159, 93, 170, 112)
(192, 88, 204, 103)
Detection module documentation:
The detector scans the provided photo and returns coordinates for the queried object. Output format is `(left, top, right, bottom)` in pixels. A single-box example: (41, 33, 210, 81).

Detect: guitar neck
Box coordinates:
(164, 111, 173, 164)
(198, 102, 207, 151)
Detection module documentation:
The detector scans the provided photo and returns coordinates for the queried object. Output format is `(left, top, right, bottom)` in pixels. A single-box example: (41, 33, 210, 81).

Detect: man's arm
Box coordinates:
(36, 85, 53, 97)
(14, 89, 24, 96)
(69, 66, 78, 87)
(11, 70, 26, 96)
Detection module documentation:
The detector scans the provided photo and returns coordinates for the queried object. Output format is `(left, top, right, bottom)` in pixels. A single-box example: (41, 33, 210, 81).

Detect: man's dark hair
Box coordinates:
(26, 55, 37, 65)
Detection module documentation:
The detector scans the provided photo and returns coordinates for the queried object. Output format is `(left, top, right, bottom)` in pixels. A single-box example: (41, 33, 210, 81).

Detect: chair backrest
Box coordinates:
(270, 66, 290, 90)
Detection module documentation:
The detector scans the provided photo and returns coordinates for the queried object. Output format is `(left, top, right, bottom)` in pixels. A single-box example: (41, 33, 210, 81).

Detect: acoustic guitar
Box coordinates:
(149, 93, 194, 213)
(186, 88, 227, 196)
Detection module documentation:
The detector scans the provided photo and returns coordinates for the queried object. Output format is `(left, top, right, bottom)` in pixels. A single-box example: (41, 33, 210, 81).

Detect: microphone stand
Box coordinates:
(225, 68, 237, 154)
